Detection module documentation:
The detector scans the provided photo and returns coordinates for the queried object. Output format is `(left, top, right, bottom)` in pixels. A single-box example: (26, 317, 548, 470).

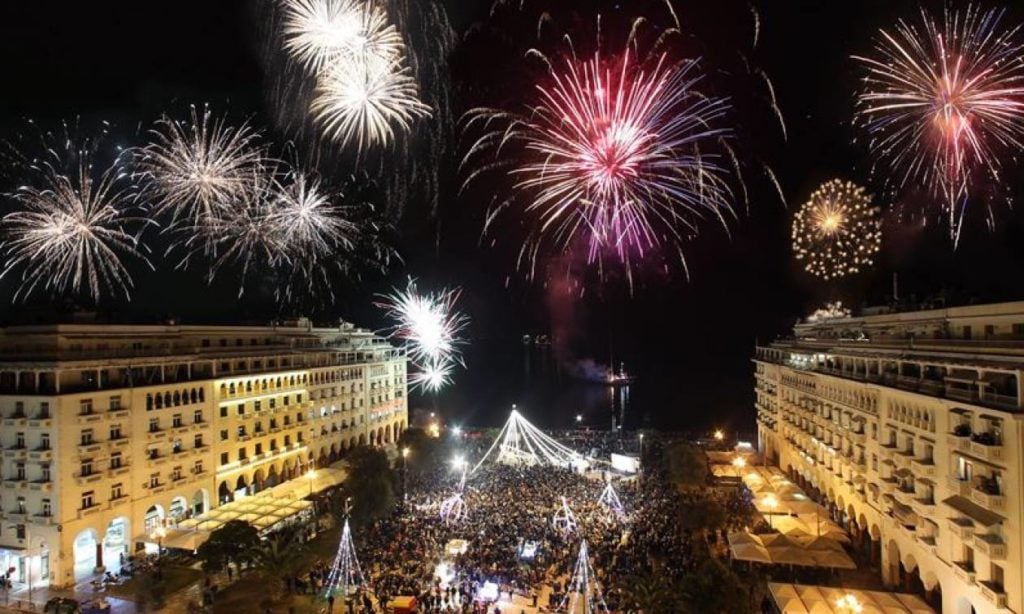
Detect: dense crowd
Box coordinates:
(345, 435, 716, 613)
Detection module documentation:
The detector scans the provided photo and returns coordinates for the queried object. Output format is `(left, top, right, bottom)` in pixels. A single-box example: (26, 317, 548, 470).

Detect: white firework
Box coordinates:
(281, 0, 403, 74)
(0, 145, 151, 302)
(311, 57, 431, 150)
(138, 106, 264, 228)
(269, 170, 357, 258)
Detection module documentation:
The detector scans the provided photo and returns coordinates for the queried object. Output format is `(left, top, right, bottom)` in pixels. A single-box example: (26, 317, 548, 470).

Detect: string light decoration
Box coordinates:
(597, 479, 625, 517)
(792, 179, 881, 280)
(558, 539, 610, 614)
(323, 511, 364, 600)
(470, 407, 585, 474)
(439, 456, 468, 524)
(552, 496, 579, 535)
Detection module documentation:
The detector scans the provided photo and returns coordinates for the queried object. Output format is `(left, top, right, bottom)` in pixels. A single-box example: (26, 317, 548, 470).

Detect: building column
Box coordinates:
(95, 542, 103, 570)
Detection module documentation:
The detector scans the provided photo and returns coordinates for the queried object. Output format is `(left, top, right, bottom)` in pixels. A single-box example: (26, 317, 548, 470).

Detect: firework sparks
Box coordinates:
(311, 56, 431, 150)
(463, 48, 734, 282)
(792, 179, 881, 281)
(853, 5, 1024, 245)
(377, 279, 468, 391)
(281, 0, 403, 74)
(137, 105, 264, 231)
(270, 170, 357, 257)
(0, 131, 152, 302)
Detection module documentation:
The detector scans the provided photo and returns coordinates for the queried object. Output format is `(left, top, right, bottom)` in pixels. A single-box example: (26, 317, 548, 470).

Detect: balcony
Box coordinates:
(973, 533, 1007, 560)
(28, 480, 52, 492)
(3, 447, 27, 460)
(29, 449, 52, 461)
(946, 474, 971, 497)
(107, 465, 130, 478)
(947, 517, 974, 540)
(147, 428, 167, 441)
(78, 504, 102, 519)
(969, 437, 1003, 463)
(28, 417, 52, 428)
(892, 451, 913, 470)
(78, 441, 102, 455)
(912, 497, 935, 517)
(75, 472, 104, 486)
(952, 561, 976, 585)
(3, 415, 27, 427)
(33, 513, 54, 525)
(910, 458, 935, 478)
(77, 412, 103, 425)
(971, 486, 1004, 511)
(979, 581, 1007, 608)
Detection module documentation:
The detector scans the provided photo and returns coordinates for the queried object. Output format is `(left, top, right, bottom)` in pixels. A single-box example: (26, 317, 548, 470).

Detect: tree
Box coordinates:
(615, 570, 682, 613)
(196, 520, 261, 574)
(343, 447, 396, 525)
(253, 528, 308, 601)
(676, 498, 727, 533)
(679, 558, 750, 614)
(397, 427, 446, 477)
(665, 443, 709, 488)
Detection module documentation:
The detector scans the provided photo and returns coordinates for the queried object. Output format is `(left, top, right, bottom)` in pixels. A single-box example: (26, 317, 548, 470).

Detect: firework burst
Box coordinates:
(137, 106, 264, 231)
(853, 5, 1024, 245)
(281, 0, 403, 74)
(0, 129, 152, 302)
(311, 56, 431, 150)
(377, 279, 468, 391)
(792, 179, 881, 281)
(463, 48, 734, 283)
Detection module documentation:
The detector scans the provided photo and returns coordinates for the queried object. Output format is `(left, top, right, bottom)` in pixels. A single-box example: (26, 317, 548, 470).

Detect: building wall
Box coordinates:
(0, 322, 407, 589)
(755, 302, 1024, 614)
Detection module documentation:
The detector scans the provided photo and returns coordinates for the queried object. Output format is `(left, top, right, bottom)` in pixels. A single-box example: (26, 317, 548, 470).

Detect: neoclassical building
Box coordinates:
(0, 318, 407, 589)
(754, 301, 1024, 614)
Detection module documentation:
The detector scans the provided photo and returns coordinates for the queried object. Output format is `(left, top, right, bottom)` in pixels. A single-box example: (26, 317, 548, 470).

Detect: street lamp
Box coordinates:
(401, 447, 410, 502)
(575, 414, 583, 423)
(713, 429, 725, 442)
(835, 594, 863, 613)
(306, 468, 316, 498)
(762, 494, 778, 530)
(732, 456, 747, 470)
(150, 526, 166, 559)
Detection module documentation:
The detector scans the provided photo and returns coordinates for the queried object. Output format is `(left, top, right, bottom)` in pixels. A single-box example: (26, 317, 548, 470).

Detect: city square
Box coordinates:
(1, 0, 1024, 612)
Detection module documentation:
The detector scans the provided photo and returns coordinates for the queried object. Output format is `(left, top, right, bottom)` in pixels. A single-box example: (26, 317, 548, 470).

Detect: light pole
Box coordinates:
(714, 429, 725, 443)
(638, 432, 644, 460)
(306, 468, 316, 498)
(762, 494, 778, 530)
(401, 447, 410, 502)
(150, 526, 166, 560)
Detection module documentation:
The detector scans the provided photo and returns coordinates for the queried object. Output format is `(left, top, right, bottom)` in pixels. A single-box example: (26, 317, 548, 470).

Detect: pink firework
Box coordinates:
(854, 5, 1024, 245)
(463, 48, 734, 282)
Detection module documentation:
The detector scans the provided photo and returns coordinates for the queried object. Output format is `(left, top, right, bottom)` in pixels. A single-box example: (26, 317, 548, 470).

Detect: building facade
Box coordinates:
(0, 319, 407, 589)
(755, 301, 1024, 614)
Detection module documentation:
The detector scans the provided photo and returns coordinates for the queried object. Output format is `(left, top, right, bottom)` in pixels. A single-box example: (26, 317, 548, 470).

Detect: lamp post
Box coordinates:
(762, 494, 778, 530)
(306, 468, 316, 498)
(638, 432, 644, 461)
(150, 526, 166, 560)
(732, 456, 747, 471)
(713, 429, 725, 443)
(401, 447, 410, 502)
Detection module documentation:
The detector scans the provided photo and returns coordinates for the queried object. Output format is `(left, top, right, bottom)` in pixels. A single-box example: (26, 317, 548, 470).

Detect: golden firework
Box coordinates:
(792, 179, 881, 280)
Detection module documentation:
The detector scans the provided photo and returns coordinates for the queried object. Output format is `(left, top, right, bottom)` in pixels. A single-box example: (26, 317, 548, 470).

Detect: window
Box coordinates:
(284, 435, 291, 446)
(194, 409, 203, 423)
(15, 432, 25, 449)
(41, 464, 50, 481)
(238, 448, 247, 461)
(110, 452, 123, 469)
(172, 414, 182, 428)
(109, 425, 122, 440)
(81, 491, 95, 509)
(194, 434, 204, 448)
(220, 406, 228, 418)
(237, 426, 247, 437)
(254, 443, 263, 455)
(237, 404, 245, 416)
(194, 460, 203, 474)
(15, 525, 25, 540)
(149, 418, 160, 433)
(111, 483, 123, 500)
(254, 401, 262, 412)
(171, 466, 182, 481)
(220, 452, 229, 466)
(39, 402, 50, 418)
(79, 400, 93, 415)
(79, 429, 93, 446)
(41, 499, 52, 517)
(16, 497, 25, 513)
(79, 460, 92, 477)
(149, 474, 159, 488)
(270, 439, 277, 451)
(991, 563, 1005, 590)
(172, 439, 182, 454)
(110, 396, 121, 410)
(220, 429, 229, 441)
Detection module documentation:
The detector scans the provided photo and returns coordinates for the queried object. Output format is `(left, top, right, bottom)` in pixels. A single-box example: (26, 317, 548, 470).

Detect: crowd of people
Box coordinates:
(339, 433, 728, 613)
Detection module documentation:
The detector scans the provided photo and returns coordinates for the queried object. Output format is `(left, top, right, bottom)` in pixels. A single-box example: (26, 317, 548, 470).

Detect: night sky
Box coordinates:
(2, 0, 1024, 430)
